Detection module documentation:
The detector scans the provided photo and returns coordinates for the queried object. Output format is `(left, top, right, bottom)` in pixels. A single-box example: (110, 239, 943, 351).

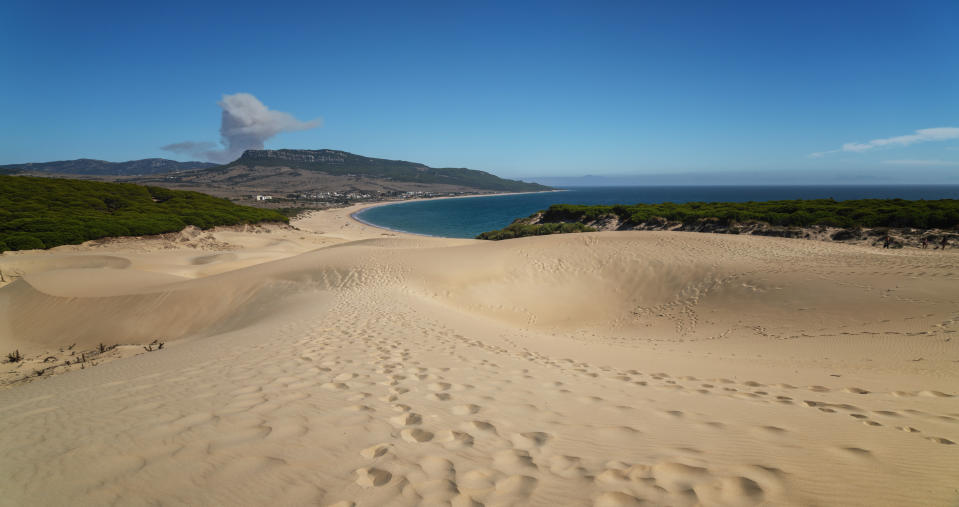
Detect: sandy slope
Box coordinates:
(0, 209, 957, 506)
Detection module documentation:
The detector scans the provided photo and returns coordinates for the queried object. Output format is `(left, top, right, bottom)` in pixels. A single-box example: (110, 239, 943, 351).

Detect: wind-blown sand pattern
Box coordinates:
(1, 203, 957, 506)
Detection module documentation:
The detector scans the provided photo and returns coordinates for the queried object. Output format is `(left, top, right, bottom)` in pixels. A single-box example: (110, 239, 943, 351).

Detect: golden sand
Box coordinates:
(0, 202, 956, 506)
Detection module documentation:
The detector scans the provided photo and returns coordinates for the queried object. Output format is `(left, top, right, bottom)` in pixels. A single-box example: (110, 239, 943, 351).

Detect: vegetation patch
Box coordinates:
(541, 199, 959, 229)
(476, 222, 596, 240)
(0, 174, 287, 252)
(478, 199, 959, 240)
(226, 149, 551, 192)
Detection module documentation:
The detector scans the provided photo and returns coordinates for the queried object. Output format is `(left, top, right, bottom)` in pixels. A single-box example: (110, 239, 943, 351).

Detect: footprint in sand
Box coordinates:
(389, 412, 422, 427)
(547, 455, 589, 479)
(427, 382, 451, 392)
(355, 467, 392, 487)
(345, 404, 374, 412)
(417, 455, 456, 479)
(360, 443, 392, 458)
(453, 404, 481, 415)
(437, 430, 474, 449)
(458, 468, 499, 498)
(493, 449, 537, 473)
(510, 432, 551, 450)
(401, 428, 434, 443)
(462, 420, 498, 434)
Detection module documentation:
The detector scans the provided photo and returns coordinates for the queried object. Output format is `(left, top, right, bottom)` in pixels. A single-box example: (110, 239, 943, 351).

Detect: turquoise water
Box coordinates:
(355, 186, 959, 238)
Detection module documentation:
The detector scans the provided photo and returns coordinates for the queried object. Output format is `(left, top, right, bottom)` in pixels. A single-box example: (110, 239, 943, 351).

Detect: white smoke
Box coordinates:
(162, 93, 321, 163)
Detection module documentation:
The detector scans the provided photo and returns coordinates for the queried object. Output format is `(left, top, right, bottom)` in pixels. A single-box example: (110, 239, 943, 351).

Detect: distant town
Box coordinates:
(241, 189, 488, 214)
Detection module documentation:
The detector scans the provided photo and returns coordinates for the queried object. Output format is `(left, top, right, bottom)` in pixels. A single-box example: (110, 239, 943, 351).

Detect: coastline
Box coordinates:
(344, 189, 566, 238)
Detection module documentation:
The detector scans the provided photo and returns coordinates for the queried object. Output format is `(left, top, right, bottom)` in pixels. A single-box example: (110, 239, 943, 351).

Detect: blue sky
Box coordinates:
(1, 1, 957, 182)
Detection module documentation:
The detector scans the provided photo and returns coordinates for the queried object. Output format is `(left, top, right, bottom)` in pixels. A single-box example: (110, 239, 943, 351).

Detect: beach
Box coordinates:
(0, 202, 957, 506)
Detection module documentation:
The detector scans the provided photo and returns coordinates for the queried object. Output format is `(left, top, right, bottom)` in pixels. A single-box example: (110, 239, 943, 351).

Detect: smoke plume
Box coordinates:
(162, 93, 321, 163)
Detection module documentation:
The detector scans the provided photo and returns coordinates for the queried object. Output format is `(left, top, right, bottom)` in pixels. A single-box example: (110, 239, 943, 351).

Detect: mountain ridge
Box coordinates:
(0, 158, 218, 176)
(220, 149, 550, 192)
(3, 150, 550, 193)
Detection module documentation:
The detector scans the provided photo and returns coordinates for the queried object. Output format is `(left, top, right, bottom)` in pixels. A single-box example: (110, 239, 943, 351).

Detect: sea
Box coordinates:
(354, 185, 959, 239)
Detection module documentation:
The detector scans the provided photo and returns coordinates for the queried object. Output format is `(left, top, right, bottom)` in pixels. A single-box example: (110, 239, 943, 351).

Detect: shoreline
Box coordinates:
(345, 189, 566, 238)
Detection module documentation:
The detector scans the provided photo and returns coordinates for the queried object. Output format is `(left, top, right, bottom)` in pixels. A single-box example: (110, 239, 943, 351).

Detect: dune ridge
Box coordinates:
(0, 204, 957, 506)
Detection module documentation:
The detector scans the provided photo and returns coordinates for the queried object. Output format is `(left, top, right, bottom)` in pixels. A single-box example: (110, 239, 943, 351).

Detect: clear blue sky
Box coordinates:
(2, 1, 957, 182)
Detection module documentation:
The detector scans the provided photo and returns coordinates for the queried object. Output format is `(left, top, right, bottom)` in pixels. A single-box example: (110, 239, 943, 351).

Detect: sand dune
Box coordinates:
(0, 209, 957, 506)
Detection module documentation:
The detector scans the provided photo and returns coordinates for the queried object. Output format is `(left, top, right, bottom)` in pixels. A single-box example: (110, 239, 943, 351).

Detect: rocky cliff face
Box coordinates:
(239, 150, 355, 165)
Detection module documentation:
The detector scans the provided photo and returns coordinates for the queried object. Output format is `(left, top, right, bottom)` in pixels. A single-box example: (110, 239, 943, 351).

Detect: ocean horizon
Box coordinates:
(355, 184, 959, 238)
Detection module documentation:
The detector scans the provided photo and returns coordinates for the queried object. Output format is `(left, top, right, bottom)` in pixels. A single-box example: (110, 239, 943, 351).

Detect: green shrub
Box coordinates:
(0, 175, 288, 252)
(477, 222, 596, 240)
(533, 199, 959, 230)
(4, 234, 46, 250)
(478, 198, 959, 240)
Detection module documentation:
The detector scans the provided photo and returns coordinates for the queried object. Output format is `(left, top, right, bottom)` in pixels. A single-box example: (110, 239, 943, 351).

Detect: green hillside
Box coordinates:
(0, 175, 287, 252)
(224, 149, 550, 192)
